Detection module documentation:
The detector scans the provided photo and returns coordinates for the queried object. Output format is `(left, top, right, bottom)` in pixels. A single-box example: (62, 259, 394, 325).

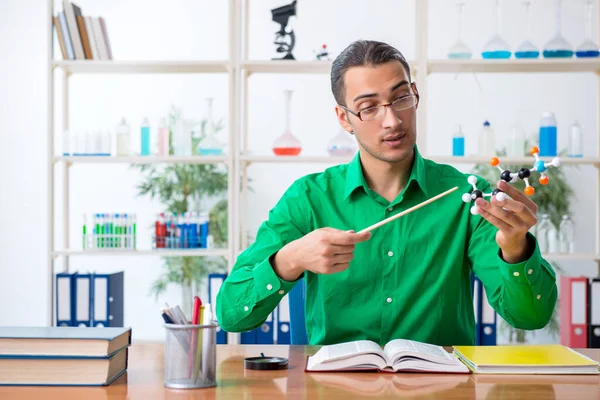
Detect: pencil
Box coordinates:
(357, 186, 459, 234)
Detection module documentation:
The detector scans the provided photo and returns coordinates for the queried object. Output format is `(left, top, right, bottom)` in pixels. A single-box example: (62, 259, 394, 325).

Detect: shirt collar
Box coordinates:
(343, 145, 429, 200)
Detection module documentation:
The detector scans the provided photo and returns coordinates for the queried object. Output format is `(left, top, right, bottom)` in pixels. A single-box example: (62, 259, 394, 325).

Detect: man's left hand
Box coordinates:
(475, 180, 538, 264)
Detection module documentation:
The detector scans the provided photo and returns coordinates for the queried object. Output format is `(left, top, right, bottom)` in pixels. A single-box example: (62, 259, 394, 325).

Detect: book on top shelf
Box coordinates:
(305, 339, 470, 373)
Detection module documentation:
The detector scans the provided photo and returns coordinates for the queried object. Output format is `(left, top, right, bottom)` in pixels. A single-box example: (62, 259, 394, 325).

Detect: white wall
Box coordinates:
(1, 0, 598, 344)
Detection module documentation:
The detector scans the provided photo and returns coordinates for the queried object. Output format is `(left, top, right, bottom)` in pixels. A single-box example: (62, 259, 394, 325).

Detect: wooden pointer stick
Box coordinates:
(357, 186, 459, 234)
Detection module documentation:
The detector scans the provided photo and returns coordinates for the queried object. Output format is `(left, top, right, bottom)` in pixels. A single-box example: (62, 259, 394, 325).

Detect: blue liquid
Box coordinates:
(543, 49, 574, 58)
(481, 50, 512, 59)
(198, 148, 223, 155)
(515, 50, 540, 59)
(539, 126, 557, 157)
(448, 52, 472, 60)
(576, 50, 600, 58)
(141, 126, 150, 156)
(452, 137, 465, 156)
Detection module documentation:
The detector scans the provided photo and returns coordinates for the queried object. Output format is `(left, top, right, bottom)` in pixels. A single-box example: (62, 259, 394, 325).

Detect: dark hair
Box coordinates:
(331, 40, 412, 106)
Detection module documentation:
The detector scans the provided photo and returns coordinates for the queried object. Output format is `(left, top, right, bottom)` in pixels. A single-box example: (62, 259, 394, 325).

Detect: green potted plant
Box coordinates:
(133, 105, 229, 316)
(471, 143, 575, 343)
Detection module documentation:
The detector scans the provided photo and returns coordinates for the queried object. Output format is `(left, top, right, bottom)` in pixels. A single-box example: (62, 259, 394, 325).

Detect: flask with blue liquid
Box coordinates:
(538, 112, 557, 157)
(543, 0, 574, 58)
(452, 125, 465, 156)
(576, 0, 600, 58)
(515, 0, 539, 58)
(481, 0, 512, 59)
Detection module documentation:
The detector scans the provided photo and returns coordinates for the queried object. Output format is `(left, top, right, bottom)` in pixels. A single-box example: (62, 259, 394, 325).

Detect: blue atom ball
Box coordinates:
(534, 160, 546, 173)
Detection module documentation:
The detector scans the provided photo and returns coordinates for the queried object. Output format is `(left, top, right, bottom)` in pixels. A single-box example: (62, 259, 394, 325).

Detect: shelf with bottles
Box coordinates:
(534, 214, 596, 260)
(52, 60, 230, 75)
(52, 249, 229, 257)
(151, 211, 216, 251)
(445, 0, 600, 62)
(241, 60, 419, 75)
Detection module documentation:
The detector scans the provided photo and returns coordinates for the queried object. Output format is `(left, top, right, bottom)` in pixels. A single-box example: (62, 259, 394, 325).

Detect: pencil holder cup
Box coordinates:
(163, 323, 217, 389)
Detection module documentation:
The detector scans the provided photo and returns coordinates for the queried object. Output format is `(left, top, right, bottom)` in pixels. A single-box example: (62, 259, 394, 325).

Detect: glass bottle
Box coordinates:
(543, 0, 574, 58)
(452, 124, 465, 156)
(559, 215, 575, 254)
(448, 1, 472, 59)
(477, 121, 496, 157)
(197, 97, 224, 155)
(140, 117, 151, 156)
(576, 0, 600, 57)
(158, 117, 170, 156)
(538, 112, 557, 157)
(273, 89, 302, 156)
(116, 118, 131, 156)
(515, 0, 540, 58)
(536, 214, 552, 253)
(173, 114, 192, 156)
(481, 0, 512, 59)
(506, 123, 525, 157)
(568, 120, 584, 158)
(327, 128, 356, 157)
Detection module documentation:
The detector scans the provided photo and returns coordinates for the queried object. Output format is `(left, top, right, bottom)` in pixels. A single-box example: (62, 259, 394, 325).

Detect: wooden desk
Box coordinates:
(0, 344, 598, 399)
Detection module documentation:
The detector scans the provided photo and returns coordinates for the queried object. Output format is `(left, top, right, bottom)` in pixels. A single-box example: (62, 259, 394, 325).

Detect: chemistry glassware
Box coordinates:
(481, 0, 511, 59)
(197, 98, 225, 156)
(568, 120, 584, 158)
(327, 128, 356, 157)
(116, 118, 131, 156)
(576, 0, 600, 57)
(273, 89, 302, 156)
(477, 121, 496, 157)
(515, 0, 540, 58)
(559, 215, 575, 254)
(543, 0, 573, 58)
(536, 214, 552, 253)
(506, 123, 525, 157)
(448, 1, 472, 59)
(452, 124, 465, 156)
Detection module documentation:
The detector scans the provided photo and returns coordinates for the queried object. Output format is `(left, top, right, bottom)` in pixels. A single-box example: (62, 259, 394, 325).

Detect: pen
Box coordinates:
(161, 312, 174, 324)
(194, 303, 205, 379)
(188, 296, 201, 378)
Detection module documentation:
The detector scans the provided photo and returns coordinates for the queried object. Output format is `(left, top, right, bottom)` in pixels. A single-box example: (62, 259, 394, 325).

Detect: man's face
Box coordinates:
(335, 61, 419, 164)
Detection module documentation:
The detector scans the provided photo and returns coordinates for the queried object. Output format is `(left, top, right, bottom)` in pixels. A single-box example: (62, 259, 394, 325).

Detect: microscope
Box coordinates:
(271, 0, 297, 60)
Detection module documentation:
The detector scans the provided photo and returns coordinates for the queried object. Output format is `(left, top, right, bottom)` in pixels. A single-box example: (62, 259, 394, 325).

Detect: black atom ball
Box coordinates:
(473, 190, 484, 199)
(492, 188, 502, 196)
(500, 170, 512, 182)
(518, 168, 531, 179)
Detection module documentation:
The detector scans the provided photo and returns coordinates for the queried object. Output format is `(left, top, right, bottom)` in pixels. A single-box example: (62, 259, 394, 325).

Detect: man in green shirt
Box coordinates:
(217, 40, 557, 346)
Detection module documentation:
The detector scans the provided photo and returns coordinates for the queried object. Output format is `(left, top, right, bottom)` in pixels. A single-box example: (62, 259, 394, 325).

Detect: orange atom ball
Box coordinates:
(524, 186, 535, 196)
(490, 157, 500, 167)
(539, 176, 549, 185)
(530, 146, 540, 156)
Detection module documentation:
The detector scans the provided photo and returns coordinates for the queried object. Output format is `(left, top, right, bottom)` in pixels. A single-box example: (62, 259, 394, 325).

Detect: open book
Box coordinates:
(305, 339, 470, 373)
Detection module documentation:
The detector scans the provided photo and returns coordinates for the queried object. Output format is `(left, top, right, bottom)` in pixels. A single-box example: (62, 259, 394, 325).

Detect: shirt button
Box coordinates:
(388, 251, 394, 257)
(513, 271, 520, 277)
(278, 290, 284, 295)
(266, 284, 273, 291)
(536, 294, 541, 300)
(386, 297, 392, 303)
(388, 206, 393, 211)
(528, 269, 533, 275)
(244, 306, 249, 311)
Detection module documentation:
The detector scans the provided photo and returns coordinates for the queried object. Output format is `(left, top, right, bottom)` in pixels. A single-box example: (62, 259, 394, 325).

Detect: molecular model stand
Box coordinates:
(463, 146, 561, 215)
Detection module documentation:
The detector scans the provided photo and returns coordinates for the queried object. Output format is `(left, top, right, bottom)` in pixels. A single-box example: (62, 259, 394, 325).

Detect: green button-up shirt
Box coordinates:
(216, 146, 558, 346)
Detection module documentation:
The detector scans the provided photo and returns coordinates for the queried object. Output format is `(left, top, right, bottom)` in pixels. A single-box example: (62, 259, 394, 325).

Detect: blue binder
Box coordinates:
(91, 272, 124, 327)
(257, 313, 274, 344)
(208, 273, 227, 344)
(56, 272, 75, 326)
(479, 280, 497, 346)
(74, 272, 92, 327)
(276, 294, 291, 344)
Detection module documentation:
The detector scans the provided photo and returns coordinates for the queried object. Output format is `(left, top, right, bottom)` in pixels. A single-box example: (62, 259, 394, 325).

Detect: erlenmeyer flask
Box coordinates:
(448, 1, 472, 59)
(543, 0, 574, 58)
(197, 97, 225, 155)
(327, 128, 357, 157)
(482, 0, 511, 59)
(273, 90, 302, 156)
(515, 0, 540, 58)
(576, 0, 600, 57)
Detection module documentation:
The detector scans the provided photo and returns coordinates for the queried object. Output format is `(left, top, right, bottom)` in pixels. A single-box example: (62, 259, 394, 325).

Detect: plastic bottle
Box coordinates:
(62, 130, 70, 156)
(559, 215, 575, 253)
(536, 214, 552, 253)
(173, 117, 191, 156)
(452, 125, 465, 156)
(158, 117, 170, 156)
(538, 112, 557, 157)
(477, 121, 496, 157)
(101, 129, 111, 156)
(82, 213, 87, 249)
(507, 124, 525, 157)
(116, 118, 131, 156)
(141, 117, 151, 156)
(568, 120, 584, 158)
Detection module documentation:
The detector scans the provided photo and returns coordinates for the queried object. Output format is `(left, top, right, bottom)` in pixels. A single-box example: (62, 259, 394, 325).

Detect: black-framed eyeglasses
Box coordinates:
(340, 94, 419, 122)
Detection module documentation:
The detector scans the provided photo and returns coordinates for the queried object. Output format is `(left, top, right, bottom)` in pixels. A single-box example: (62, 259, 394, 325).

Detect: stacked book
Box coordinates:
(54, 0, 113, 61)
(0, 327, 131, 386)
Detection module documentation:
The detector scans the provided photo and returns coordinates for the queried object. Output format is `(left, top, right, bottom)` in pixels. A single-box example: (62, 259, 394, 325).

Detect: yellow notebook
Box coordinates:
(452, 345, 599, 375)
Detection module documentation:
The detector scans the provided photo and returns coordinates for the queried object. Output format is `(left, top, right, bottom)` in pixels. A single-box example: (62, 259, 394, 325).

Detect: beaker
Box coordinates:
(448, 1, 472, 59)
(515, 0, 540, 58)
(327, 128, 356, 157)
(576, 0, 600, 57)
(543, 0, 573, 58)
(482, 0, 512, 59)
(197, 98, 224, 156)
(273, 90, 302, 156)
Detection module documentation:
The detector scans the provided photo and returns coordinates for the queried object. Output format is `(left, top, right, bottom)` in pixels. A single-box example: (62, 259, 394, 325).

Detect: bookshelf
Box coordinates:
(48, 0, 600, 335)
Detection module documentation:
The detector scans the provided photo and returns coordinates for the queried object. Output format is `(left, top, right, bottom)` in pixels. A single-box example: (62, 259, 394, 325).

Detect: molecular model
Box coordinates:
(462, 146, 561, 215)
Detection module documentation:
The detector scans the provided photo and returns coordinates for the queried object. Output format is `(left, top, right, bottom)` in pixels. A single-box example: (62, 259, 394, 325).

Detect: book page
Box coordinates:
(383, 339, 455, 365)
(312, 340, 384, 364)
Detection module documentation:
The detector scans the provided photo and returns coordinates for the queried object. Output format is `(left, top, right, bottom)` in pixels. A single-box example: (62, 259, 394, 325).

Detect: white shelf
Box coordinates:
(240, 154, 354, 164)
(52, 249, 230, 257)
(54, 155, 229, 165)
(428, 59, 600, 74)
(430, 156, 600, 166)
(52, 60, 229, 74)
(242, 60, 419, 75)
(543, 253, 600, 262)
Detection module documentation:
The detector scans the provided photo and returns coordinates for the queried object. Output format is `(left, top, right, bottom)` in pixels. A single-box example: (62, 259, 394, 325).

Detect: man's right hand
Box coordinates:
(272, 228, 372, 281)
